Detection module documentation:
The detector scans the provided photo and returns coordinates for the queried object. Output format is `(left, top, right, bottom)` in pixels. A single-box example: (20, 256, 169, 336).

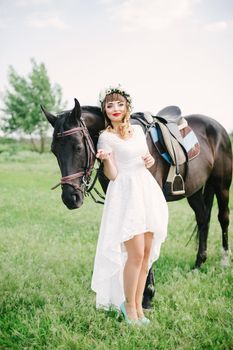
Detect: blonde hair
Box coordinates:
(103, 93, 132, 139)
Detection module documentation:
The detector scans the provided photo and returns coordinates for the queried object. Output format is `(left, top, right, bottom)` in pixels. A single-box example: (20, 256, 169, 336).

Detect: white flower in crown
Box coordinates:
(98, 88, 107, 104)
(98, 84, 133, 109)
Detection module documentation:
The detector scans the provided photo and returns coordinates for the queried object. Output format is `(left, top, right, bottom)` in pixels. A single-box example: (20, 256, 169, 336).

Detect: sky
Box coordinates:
(0, 0, 233, 132)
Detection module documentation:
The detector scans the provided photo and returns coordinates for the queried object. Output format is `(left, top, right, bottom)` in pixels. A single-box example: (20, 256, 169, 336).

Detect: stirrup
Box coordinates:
(171, 173, 185, 195)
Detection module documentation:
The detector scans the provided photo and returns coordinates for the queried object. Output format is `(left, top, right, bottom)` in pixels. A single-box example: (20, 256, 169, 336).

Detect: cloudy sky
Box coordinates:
(0, 0, 233, 131)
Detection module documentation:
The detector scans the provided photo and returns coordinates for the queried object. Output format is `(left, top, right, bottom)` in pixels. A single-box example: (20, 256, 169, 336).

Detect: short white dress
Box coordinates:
(91, 124, 168, 310)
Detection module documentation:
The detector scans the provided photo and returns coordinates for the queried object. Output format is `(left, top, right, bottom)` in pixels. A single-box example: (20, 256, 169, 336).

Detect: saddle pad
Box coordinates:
(149, 124, 200, 165)
(180, 125, 200, 160)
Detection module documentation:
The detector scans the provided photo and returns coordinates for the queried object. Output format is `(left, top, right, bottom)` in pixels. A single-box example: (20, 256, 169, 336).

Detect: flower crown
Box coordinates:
(98, 84, 133, 110)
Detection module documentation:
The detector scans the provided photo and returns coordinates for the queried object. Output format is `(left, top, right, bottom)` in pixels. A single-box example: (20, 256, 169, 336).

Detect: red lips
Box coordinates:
(112, 113, 121, 116)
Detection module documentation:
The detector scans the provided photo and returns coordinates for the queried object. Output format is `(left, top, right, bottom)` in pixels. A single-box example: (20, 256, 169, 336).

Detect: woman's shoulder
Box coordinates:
(132, 124, 145, 133)
(132, 124, 142, 129)
(99, 127, 117, 139)
(98, 129, 114, 144)
(99, 129, 110, 138)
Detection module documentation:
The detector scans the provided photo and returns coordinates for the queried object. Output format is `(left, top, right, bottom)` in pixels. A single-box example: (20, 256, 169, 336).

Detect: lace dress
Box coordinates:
(91, 124, 168, 309)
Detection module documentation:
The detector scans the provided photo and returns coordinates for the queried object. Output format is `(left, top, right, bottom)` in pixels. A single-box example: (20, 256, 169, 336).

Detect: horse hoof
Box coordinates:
(192, 260, 203, 269)
(221, 249, 231, 267)
(193, 252, 207, 269)
(142, 294, 154, 309)
(142, 300, 152, 310)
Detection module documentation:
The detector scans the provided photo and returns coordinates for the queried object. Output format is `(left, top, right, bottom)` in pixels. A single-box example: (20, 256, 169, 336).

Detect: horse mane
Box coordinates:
(81, 105, 103, 117)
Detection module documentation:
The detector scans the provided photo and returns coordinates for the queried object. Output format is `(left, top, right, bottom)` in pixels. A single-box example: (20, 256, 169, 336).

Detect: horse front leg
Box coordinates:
(142, 267, 155, 309)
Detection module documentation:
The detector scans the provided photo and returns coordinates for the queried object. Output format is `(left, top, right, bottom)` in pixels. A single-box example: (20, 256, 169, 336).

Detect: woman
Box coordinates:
(91, 85, 168, 325)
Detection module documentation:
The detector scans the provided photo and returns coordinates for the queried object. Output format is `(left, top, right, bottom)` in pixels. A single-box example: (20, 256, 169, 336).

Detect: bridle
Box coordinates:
(51, 118, 96, 194)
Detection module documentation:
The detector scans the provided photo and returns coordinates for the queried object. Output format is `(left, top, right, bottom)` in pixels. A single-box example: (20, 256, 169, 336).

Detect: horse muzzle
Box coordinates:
(61, 184, 84, 209)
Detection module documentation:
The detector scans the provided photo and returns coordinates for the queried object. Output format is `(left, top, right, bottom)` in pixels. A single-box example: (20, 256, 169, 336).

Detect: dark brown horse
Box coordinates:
(42, 98, 232, 309)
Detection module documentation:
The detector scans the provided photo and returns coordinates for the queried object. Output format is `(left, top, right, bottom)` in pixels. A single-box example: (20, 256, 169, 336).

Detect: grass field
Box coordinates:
(0, 149, 232, 350)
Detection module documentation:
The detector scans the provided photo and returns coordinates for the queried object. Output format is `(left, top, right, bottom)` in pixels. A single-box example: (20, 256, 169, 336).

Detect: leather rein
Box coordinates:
(51, 119, 96, 194)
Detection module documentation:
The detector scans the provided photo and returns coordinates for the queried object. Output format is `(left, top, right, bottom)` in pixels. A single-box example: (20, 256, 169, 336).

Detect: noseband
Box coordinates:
(52, 119, 96, 194)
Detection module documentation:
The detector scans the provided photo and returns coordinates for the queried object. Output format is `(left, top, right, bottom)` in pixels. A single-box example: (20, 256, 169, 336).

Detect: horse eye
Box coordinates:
(74, 144, 82, 151)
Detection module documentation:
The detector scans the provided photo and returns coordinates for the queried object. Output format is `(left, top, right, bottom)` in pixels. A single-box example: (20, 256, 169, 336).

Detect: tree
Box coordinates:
(2, 58, 65, 152)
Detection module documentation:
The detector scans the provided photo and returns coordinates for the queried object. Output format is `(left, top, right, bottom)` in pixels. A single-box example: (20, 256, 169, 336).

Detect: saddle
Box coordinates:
(131, 106, 200, 198)
(156, 106, 186, 142)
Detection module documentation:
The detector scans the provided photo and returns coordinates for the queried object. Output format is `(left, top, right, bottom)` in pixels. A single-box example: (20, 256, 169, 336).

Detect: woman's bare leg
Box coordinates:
(135, 232, 153, 318)
(123, 233, 144, 320)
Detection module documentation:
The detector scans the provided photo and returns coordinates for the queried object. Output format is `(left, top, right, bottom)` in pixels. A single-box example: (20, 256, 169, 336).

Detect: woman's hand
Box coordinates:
(142, 152, 155, 169)
(96, 149, 117, 180)
(96, 149, 111, 161)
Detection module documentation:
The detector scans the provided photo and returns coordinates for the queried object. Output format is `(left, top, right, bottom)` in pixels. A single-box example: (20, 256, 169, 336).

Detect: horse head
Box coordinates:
(41, 98, 96, 209)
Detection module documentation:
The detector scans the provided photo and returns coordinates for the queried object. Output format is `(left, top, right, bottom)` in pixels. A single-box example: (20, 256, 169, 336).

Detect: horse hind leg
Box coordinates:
(188, 184, 215, 268)
(215, 186, 231, 267)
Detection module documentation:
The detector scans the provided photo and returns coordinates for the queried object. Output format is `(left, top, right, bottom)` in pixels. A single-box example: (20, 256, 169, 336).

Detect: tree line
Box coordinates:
(1, 59, 65, 153)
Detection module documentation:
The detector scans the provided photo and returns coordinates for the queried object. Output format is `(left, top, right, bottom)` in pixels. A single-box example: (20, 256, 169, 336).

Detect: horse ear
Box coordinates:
(41, 105, 57, 127)
(70, 98, 82, 124)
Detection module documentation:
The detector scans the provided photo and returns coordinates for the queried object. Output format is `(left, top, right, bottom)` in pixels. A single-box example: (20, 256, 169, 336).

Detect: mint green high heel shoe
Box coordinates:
(120, 303, 140, 325)
(138, 316, 150, 325)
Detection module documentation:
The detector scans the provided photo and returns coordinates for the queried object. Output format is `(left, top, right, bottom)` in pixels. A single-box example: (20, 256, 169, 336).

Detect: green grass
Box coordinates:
(0, 136, 51, 155)
(0, 151, 232, 350)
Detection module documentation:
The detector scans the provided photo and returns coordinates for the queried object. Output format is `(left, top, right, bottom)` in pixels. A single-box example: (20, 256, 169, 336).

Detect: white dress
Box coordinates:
(91, 124, 168, 310)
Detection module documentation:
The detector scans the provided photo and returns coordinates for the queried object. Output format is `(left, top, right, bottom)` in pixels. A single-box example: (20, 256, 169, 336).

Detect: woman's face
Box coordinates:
(104, 98, 127, 123)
